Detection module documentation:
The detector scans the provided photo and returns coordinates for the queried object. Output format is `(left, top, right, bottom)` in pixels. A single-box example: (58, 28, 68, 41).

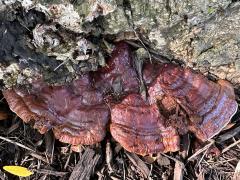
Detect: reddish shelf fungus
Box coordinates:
(92, 42, 139, 95)
(2, 41, 238, 155)
(157, 64, 238, 141)
(110, 94, 180, 156)
(143, 62, 163, 86)
(143, 63, 165, 104)
(3, 74, 110, 145)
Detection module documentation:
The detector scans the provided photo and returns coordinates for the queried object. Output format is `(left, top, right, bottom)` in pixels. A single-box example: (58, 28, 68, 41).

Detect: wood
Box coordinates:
(69, 148, 100, 180)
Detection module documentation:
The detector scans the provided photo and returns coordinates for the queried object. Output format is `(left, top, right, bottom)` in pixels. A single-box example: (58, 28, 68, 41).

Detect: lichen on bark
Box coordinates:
(0, 0, 240, 90)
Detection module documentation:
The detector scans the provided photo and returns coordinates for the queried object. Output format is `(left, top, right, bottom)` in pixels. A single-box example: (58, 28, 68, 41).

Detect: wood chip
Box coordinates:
(44, 130, 55, 163)
(69, 148, 100, 180)
(106, 140, 113, 172)
(174, 161, 184, 180)
(126, 152, 150, 178)
(222, 138, 240, 153)
(187, 140, 215, 161)
(157, 154, 171, 166)
(33, 169, 68, 177)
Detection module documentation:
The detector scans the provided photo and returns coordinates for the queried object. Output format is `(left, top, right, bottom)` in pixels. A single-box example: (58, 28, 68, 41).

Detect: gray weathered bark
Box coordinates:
(0, 0, 239, 91)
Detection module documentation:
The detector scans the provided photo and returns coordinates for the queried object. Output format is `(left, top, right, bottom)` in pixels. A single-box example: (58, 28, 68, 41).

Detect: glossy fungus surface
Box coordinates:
(93, 42, 139, 95)
(2, 41, 238, 155)
(143, 62, 163, 86)
(142, 63, 164, 104)
(158, 64, 238, 140)
(3, 74, 110, 145)
(110, 94, 180, 155)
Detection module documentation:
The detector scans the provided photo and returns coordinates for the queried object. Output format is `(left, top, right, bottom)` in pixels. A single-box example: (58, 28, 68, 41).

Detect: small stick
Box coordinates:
(196, 148, 208, 167)
(217, 125, 240, 142)
(222, 139, 240, 153)
(106, 140, 113, 173)
(187, 140, 215, 161)
(54, 59, 69, 71)
(160, 153, 184, 166)
(64, 152, 72, 170)
(33, 169, 68, 177)
(0, 135, 34, 152)
(0, 135, 48, 163)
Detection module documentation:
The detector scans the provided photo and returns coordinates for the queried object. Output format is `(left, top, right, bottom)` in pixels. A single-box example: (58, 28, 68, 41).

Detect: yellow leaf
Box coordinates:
(3, 166, 33, 177)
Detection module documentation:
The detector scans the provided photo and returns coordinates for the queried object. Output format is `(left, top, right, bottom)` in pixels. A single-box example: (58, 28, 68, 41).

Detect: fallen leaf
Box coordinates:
(3, 166, 33, 177)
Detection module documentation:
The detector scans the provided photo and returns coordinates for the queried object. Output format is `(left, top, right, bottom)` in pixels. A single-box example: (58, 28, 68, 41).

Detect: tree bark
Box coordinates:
(0, 0, 239, 92)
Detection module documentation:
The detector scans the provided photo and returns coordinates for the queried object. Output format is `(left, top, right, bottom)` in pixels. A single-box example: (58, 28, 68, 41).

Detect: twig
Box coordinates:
(160, 153, 184, 166)
(216, 125, 240, 142)
(222, 139, 240, 153)
(33, 169, 68, 177)
(148, 164, 153, 179)
(0, 135, 48, 163)
(187, 140, 215, 161)
(64, 152, 72, 170)
(121, 152, 126, 180)
(106, 140, 113, 173)
(0, 97, 5, 102)
(219, 158, 237, 163)
(132, 30, 152, 63)
(54, 59, 69, 71)
(233, 137, 240, 149)
(69, 148, 100, 180)
(0, 135, 35, 152)
(125, 40, 169, 63)
(196, 147, 208, 167)
(174, 160, 185, 180)
(126, 152, 150, 178)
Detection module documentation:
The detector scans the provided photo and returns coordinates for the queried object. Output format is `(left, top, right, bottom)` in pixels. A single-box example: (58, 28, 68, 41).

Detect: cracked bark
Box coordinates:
(0, 0, 239, 94)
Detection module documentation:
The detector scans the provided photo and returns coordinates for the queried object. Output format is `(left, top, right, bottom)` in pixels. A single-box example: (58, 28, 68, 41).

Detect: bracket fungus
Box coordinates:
(92, 42, 139, 95)
(2, 42, 238, 155)
(143, 62, 163, 86)
(3, 74, 110, 145)
(110, 94, 180, 156)
(157, 64, 238, 141)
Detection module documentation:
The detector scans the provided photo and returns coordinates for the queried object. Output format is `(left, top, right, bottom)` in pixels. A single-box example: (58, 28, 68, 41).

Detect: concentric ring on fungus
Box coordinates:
(158, 64, 238, 141)
(110, 93, 180, 156)
(92, 42, 139, 95)
(3, 74, 110, 145)
(2, 42, 238, 155)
